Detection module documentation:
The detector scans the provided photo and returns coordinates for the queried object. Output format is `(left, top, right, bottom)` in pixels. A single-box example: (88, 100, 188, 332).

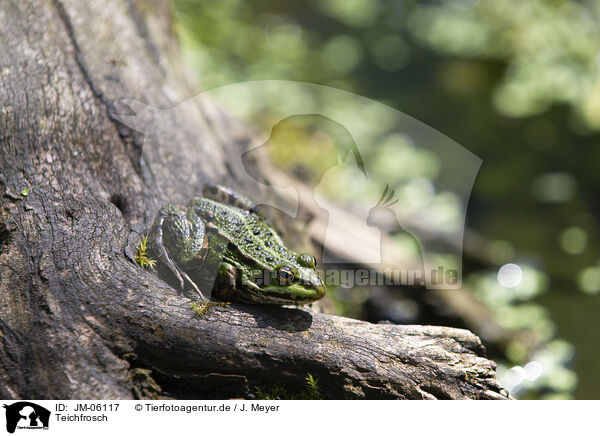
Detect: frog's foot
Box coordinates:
(219, 262, 238, 287)
(215, 262, 263, 302)
(202, 182, 258, 213)
(218, 262, 261, 292)
(149, 206, 207, 301)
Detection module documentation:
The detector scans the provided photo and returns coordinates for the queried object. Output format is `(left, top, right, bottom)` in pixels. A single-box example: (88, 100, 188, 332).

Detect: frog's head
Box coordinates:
(261, 254, 326, 304)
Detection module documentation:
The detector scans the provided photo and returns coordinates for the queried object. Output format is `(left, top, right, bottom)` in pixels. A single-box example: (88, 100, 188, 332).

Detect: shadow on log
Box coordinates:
(0, 0, 507, 399)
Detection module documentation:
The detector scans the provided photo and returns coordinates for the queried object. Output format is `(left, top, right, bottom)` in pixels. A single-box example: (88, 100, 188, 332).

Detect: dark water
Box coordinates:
(538, 292, 600, 399)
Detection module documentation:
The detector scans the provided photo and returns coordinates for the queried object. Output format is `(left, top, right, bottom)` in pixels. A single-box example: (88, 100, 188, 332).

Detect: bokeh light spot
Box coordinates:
(531, 172, 576, 203)
(559, 227, 587, 255)
(577, 266, 600, 295)
(524, 361, 544, 381)
(498, 263, 523, 288)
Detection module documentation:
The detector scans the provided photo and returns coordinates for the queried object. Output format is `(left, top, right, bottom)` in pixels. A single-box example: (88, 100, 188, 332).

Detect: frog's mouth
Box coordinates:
(260, 282, 326, 303)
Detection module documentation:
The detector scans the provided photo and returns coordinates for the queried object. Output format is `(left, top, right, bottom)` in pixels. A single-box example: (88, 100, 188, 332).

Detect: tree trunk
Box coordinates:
(0, 0, 507, 399)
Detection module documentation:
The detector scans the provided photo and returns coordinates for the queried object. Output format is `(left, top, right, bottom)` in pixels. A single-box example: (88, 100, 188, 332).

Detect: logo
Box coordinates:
(3, 402, 50, 433)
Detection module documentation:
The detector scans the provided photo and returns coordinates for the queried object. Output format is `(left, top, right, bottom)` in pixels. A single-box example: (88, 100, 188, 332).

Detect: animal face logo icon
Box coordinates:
(3, 402, 50, 433)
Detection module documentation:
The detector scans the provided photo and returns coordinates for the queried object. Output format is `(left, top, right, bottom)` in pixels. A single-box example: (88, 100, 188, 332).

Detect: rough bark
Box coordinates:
(0, 0, 507, 399)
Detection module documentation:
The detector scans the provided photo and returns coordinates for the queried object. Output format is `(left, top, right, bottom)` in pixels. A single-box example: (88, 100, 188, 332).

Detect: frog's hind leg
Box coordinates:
(149, 206, 208, 301)
(202, 182, 258, 213)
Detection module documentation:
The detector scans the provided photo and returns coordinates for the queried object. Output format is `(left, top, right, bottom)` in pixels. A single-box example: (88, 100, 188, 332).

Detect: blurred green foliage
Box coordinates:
(173, 0, 600, 399)
(410, 0, 600, 127)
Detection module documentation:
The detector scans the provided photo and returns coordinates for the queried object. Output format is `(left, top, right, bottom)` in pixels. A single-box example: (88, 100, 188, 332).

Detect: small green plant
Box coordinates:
(190, 301, 229, 317)
(190, 301, 210, 317)
(305, 373, 321, 399)
(20, 182, 44, 197)
(135, 235, 156, 269)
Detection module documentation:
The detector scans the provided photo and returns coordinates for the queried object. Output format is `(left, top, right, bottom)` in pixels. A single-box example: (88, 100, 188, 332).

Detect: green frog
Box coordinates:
(148, 183, 326, 305)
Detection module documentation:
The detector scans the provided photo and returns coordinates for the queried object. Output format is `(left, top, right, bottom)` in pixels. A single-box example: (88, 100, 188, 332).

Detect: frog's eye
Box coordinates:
(297, 253, 317, 269)
(275, 266, 295, 285)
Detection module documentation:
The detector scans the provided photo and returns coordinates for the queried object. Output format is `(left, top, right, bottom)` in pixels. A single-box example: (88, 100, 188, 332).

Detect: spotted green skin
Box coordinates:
(149, 184, 326, 305)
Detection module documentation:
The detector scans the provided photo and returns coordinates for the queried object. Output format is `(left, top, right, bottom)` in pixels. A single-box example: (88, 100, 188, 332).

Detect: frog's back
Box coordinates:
(192, 197, 296, 265)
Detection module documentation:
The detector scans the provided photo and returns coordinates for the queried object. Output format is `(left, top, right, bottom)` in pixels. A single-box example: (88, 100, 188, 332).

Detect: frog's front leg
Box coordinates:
(214, 259, 263, 302)
(149, 204, 208, 301)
